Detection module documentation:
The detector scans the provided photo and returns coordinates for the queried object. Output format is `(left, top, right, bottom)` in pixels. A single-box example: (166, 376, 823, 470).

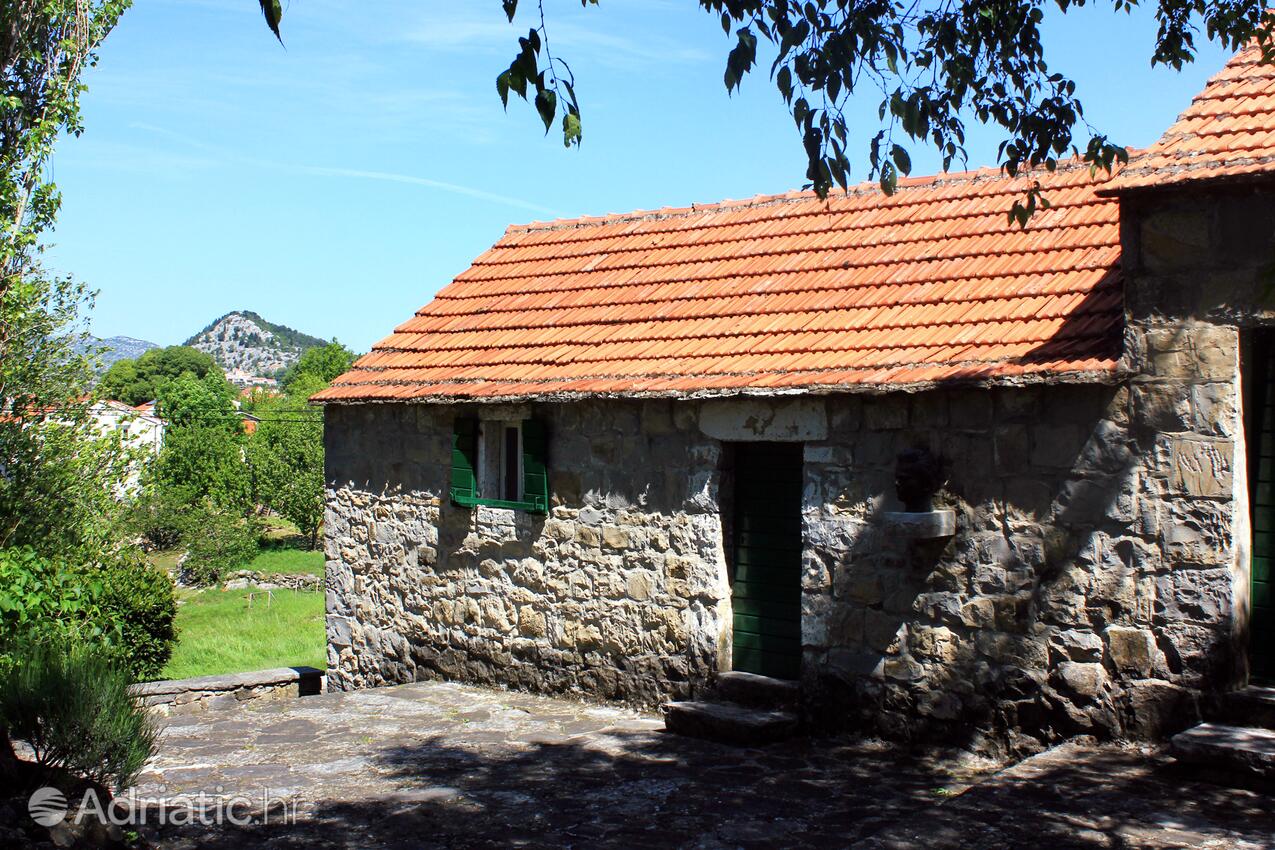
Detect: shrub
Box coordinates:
(0, 633, 157, 791)
(0, 547, 109, 648)
(97, 556, 177, 681)
(180, 508, 259, 586)
(0, 547, 177, 681)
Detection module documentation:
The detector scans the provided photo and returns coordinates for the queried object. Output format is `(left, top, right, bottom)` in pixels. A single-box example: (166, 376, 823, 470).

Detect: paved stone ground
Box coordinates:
(130, 681, 1274, 849)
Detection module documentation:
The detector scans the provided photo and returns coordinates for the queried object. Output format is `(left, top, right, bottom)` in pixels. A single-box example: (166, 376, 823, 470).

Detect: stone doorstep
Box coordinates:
(662, 700, 799, 746)
(1218, 686, 1275, 730)
(1170, 722, 1275, 780)
(131, 666, 324, 701)
(714, 671, 800, 711)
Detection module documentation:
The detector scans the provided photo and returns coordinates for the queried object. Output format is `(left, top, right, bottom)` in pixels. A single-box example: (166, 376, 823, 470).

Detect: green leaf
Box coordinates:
(891, 144, 911, 176)
(258, 0, 283, 43)
(562, 110, 582, 147)
(535, 88, 557, 133)
(496, 71, 512, 109)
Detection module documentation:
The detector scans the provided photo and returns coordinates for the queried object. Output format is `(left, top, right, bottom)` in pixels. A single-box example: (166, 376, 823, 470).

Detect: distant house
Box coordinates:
(226, 368, 279, 390)
(87, 400, 166, 491)
(315, 47, 1275, 752)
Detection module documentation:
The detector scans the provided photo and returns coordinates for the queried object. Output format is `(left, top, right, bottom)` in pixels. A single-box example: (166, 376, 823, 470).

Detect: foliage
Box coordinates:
(148, 370, 252, 515)
(0, 632, 157, 791)
(0, 547, 109, 645)
(248, 384, 325, 549)
(161, 587, 324, 680)
(98, 345, 219, 406)
(261, 0, 1275, 217)
(0, 547, 176, 681)
(1, 0, 132, 289)
(154, 425, 251, 515)
(179, 508, 259, 586)
(155, 369, 238, 430)
(96, 554, 177, 680)
(281, 340, 355, 393)
(0, 274, 138, 559)
(125, 482, 197, 549)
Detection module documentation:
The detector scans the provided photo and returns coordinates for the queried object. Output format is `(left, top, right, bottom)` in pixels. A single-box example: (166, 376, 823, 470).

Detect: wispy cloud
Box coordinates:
(296, 166, 563, 216)
(402, 8, 712, 69)
(119, 123, 559, 215)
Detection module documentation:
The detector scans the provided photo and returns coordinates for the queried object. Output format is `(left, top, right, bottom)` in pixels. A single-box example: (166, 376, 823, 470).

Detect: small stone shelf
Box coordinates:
(882, 509, 956, 539)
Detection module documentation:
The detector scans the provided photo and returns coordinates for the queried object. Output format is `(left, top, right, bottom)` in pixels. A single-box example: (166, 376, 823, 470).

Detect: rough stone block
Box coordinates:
(698, 397, 827, 441)
(1049, 629, 1104, 663)
(1105, 626, 1158, 676)
(1168, 438, 1233, 498)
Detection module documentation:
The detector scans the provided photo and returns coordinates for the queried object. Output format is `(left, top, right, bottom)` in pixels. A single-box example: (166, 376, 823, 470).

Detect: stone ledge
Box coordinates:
(132, 666, 324, 715)
(882, 509, 957, 538)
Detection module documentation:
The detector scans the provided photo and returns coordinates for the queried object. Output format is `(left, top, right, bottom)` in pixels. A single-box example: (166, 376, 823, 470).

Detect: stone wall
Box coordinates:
(325, 375, 1242, 754)
(799, 380, 1237, 754)
(324, 401, 730, 705)
(323, 187, 1274, 754)
(132, 667, 324, 716)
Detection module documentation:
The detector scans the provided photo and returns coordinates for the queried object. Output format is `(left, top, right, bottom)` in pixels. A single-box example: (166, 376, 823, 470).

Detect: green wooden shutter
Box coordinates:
(450, 417, 479, 507)
(521, 419, 549, 514)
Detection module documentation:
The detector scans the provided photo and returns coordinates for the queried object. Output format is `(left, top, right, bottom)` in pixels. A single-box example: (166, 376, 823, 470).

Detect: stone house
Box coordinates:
(315, 47, 1275, 754)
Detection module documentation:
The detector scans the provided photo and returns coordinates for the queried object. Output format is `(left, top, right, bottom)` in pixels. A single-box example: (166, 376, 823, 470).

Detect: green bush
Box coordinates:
(98, 556, 177, 681)
(0, 547, 176, 681)
(180, 509, 259, 586)
(0, 633, 157, 791)
(0, 547, 109, 645)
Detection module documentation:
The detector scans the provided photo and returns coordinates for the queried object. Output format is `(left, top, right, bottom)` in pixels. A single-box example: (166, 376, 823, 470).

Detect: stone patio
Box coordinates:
(132, 680, 1274, 849)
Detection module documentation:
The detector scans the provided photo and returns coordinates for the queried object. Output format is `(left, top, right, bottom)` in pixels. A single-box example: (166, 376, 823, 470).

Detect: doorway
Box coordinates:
(1246, 330, 1275, 679)
(729, 442, 803, 680)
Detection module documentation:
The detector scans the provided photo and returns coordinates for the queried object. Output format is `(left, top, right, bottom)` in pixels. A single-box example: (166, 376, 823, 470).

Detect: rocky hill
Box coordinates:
(184, 311, 327, 377)
(80, 335, 159, 370)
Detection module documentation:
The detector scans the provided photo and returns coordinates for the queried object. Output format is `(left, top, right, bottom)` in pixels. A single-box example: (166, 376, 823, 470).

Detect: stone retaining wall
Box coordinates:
(132, 667, 324, 715)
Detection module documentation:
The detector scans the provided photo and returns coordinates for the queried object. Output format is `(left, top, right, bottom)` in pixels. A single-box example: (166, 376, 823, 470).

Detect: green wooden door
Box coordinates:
(1249, 333, 1275, 679)
(731, 442, 803, 680)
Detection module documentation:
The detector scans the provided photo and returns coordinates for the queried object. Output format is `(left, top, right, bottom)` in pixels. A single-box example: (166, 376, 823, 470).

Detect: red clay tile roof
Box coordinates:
(1104, 46, 1275, 192)
(315, 163, 1122, 403)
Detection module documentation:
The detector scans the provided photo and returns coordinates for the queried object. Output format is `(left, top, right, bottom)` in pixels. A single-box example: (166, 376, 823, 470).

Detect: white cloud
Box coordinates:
(297, 166, 563, 215)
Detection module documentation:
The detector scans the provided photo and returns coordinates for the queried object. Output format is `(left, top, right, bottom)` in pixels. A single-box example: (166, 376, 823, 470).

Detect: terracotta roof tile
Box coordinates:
(316, 162, 1122, 403)
(1104, 46, 1275, 192)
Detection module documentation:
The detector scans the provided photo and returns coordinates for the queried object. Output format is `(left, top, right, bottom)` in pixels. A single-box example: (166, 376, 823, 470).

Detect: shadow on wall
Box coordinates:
(806, 375, 1229, 755)
(148, 728, 1275, 848)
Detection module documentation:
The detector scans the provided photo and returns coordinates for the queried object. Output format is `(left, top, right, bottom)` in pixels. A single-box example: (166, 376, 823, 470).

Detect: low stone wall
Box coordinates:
(132, 667, 324, 715)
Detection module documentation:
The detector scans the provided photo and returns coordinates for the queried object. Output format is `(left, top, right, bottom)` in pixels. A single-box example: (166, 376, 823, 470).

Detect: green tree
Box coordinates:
(98, 345, 220, 406)
(281, 340, 355, 394)
(248, 388, 324, 548)
(150, 371, 251, 514)
(1, 1, 131, 297)
(155, 369, 238, 431)
(0, 274, 136, 559)
(258, 1, 1273, 216)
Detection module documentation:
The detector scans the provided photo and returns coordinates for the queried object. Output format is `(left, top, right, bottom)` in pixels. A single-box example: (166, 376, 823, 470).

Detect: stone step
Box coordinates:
(1171, 722, 1275, 781)
(714, 671, 800, 711)
(663, 700, 799, 745)
(1217, 685, 1275, 729)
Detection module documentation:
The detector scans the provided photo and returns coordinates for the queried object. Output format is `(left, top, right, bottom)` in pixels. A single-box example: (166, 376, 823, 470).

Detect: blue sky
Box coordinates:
(46, 0, 1230, 353)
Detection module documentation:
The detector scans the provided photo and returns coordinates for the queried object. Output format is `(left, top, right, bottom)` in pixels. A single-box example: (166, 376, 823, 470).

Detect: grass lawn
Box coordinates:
(159, 587, 326, 681)
(249, 547, 325, 577)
